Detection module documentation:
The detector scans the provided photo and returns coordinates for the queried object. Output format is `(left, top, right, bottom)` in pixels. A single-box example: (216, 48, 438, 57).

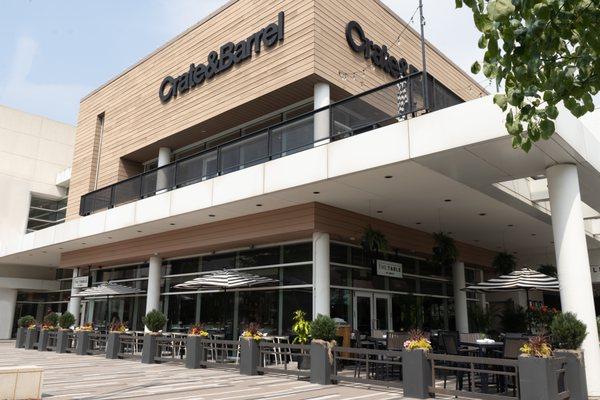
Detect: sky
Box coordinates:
(0, 0, 496, 125)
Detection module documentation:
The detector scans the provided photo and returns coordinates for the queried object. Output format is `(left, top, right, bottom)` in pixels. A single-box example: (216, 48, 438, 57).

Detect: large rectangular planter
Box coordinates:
(38, 330, 50, 351)
(518, 356, 567, 400)
(185, 335, 206, 369)
(15, 327, 26, 348)
(310, 341, 331, 385)
(56, 330, 71, 353)
(402, 349, 432, 399)
(76, 331, 91, 355)
(141, 334, 160, 364)
(24, 329, 38, 350)
(106, 332, 121, 359)
(554, 349, 587, 400)
(239, 339, 260, 375)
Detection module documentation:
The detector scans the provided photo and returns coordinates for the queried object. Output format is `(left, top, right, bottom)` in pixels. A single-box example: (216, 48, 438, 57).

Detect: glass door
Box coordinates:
(353, 291, 393, 335)
(373, 293, 392, 331)
(353, 291, 372, 335)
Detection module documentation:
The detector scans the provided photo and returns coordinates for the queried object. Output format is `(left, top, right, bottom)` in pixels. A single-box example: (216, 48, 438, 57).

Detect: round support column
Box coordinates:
(157, 147, 172, 192)
(0, 288, 17, 339)
(546, 163, 600, 396)
(313, 83, 330, 146)
(313, 232, 330, 318)
(145, 255, 162, 330)
(452, 261, 469, 333)
(68, 267, 81, 324)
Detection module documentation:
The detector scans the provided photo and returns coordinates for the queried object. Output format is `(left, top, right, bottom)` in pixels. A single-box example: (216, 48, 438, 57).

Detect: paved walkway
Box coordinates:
(0, 341, 415, 400)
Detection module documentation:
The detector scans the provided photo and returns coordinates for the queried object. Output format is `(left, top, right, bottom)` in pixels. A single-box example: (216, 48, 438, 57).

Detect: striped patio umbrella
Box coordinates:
(73, 282, 144, 327)
(173, 269, 278, 291)
(463, 268, 559, 304)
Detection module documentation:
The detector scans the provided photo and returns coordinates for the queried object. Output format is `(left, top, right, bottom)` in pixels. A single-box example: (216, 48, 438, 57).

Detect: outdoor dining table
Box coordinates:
(461, 340, 504, 394)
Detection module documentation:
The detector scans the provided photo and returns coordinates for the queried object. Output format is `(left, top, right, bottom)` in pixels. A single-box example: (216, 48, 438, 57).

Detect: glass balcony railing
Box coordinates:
(80, 72, 447, 216)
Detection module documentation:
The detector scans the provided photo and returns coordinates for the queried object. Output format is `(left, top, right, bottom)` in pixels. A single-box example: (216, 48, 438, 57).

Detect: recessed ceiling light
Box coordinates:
(256, 204, 262, 207)
(474, 239, 480, 243)
(137, 230, 142, 233)
(513, 251, 518, 254)
(209, 214, 215, 217)
(376, 210, 383, 214)
(531, 233, 536, 236)
(107, 236, 112, 239)
(169, 223, 176, 226)
(478, 213, 486, 216)
(81, 242, 86, 245)
(447, 231, 453, 235)
(507, 224, 514, 227)
(384, 175, 393, 179)
(58, 247, 63, 250)
(444, 199, 452, 202)
(415, 222, 422, 225)
(313, 191, 320, 194)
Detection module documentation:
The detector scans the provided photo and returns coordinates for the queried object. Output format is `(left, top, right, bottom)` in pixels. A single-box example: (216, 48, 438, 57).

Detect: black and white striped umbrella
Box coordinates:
(463, 268, 559, 293)
(173, 269, 278, 290)
(73, 282, 144, 298)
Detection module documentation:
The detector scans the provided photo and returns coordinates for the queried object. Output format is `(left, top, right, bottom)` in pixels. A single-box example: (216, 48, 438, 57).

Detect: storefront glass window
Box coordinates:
(330, 288, 352, 326)
(281, 289, 312, 334)
(202, 254, 236, 271)
(282, 243, 312, 263)
(238, 247, 280, 268)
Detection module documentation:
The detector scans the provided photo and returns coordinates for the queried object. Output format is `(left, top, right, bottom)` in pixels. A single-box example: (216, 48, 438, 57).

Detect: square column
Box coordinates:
(313, 232, 330, 318)
(0, 288, 17, 339)
(546, 163, 600, 396)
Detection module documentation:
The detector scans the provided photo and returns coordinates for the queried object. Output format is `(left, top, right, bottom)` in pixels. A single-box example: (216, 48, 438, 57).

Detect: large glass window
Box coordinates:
(26, 194, 68, 233)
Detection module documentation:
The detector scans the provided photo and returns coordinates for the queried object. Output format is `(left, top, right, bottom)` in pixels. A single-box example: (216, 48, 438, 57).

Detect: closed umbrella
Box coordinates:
(463, 267, 559, 305)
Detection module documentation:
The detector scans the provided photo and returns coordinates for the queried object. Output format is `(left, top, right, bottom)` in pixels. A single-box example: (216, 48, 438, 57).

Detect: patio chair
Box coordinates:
(273, 336, 291, 365)
(353, 330, 372, 379)
(441, 333, 472, 391)
(385, 332, 408, 379)
(496, 337, 528, 395)
(371, 329, 386, 339)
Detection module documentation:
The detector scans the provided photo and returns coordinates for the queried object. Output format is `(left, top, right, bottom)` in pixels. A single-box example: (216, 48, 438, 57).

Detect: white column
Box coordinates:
(146, 256, 162, 321)
(452, 261, 469, 333)
(313, 83, 330, 146)
(68, 267, 81, 323)
(546, 163, 600, 396)
(157, 147, 172, 192)
(0, 288, 17, 339)
(313, 232, 330, 318)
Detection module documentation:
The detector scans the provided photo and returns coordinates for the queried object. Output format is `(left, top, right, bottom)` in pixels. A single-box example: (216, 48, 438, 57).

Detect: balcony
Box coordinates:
(80, 72, 454, 216)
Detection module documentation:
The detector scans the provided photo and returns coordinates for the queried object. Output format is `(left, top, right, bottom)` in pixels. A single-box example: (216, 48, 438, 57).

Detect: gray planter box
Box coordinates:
(76, 331, 91, 355)
(24, 329, 38, 350)
(310, 341, 331, 385)
(141, 334, 160, 364)
(554, 349, 587, 400)
(518, 356, 568, 400)
(38, 330, 50, 351)
(185, 335, 205, 369)
(56, 330, 70, 353)
(15, 327, 26, 348)
(402, 349, 432, 399)
(239, 339, 260, 375)
(106, 332, 121, 359)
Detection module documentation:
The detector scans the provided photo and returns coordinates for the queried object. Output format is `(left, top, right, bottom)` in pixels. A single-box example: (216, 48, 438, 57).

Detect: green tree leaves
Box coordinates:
(456, 0, 600, 152)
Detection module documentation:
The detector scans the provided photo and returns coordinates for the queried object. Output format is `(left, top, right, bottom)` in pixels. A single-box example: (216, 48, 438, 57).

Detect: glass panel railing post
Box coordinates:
(109, 186, 115, 209)
(267, 128, 272, 161)
(216, 147, 222, 176)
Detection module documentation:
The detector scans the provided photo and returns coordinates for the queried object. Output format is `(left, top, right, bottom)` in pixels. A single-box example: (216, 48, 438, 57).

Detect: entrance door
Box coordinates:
(353, 291, 392, 335)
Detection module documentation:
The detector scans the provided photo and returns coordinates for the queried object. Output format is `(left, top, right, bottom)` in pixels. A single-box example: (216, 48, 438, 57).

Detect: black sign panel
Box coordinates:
(159, 11, 285, 103)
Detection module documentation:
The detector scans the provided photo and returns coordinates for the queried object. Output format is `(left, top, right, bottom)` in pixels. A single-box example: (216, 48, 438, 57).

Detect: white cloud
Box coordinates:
(0, 36, 92, 125)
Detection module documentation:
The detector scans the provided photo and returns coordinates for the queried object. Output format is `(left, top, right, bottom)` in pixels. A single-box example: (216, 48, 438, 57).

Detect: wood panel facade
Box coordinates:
(60, 203, 495, 270)
(67, 0, 485, 220)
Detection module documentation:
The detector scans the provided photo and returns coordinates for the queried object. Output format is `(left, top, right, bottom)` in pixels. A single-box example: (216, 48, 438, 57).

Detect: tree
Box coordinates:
(456, 0, 599, 152)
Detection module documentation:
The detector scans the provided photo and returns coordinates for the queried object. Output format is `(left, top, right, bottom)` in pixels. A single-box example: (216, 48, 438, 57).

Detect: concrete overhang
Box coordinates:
(2, 95, 600, 268)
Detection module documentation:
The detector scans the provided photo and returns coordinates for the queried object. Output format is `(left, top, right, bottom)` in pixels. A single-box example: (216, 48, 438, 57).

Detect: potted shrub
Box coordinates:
(492, 252, 516, 275)
(309, 314, 336, 385)
(16, 315, 35, 348)
(42, 312, 59, 331)
(141, 310, 167, 364)
(291, 310, 311, 369)
(58, 312, 76, 331)
(550, 312, 588, 400)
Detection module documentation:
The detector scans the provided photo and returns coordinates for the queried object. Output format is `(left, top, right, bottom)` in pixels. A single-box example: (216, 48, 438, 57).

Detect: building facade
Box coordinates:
(0, 0, 599, 394)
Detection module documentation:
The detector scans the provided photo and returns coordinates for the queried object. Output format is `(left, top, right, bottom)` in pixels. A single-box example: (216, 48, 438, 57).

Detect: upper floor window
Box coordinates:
(26, 194, 68, 233)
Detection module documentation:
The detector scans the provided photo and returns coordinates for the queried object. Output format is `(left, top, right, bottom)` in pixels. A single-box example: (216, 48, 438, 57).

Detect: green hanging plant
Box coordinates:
(493, 252, 516, 275)
(361, 225, 389, 254)
(431, 232, 458, 267)
(537, 264, 557, 278)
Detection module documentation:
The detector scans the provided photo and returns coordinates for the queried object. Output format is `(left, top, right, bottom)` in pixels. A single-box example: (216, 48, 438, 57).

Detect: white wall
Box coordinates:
(0, 104, 75, 252)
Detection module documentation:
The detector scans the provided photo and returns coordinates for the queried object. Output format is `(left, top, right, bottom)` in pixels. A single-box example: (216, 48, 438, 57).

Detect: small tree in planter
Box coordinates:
(550, 312, 589, 400)
(42, 312, 59, 330)
(18, 315, 36, 330)
(58, 312, 76, 330)
(16, 315, 35, 348)
(309, 315, 337, 385)
(142, 310, 166, 334)
(292, 310, 311, 369)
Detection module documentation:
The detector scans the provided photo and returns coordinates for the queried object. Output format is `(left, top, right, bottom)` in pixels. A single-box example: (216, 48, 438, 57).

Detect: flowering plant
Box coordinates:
(527, 304, 559, 333)
(241, 322, 264, 341)
(189, 324, 209, 337)
(75, 323, 93, 332)
(520, 335, 553, 358)
(403, 329, 432, 352)
(41, 323, 57, 331)
(109, 322, 127, 333)
(27, 323, 37, 330)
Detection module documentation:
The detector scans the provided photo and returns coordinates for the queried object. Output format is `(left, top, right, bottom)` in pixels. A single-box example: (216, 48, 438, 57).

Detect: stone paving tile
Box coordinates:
(0, 341, 467, 399)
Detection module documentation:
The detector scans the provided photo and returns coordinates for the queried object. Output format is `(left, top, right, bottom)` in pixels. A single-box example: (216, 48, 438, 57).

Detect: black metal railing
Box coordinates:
(331, 346, 403, 388)
(154, 336, 187, 363)
(87, 332, 107, 355)
(199, 338, 241, 368)
(257, 342, 311, 378)
(80, 72, 427, 216)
